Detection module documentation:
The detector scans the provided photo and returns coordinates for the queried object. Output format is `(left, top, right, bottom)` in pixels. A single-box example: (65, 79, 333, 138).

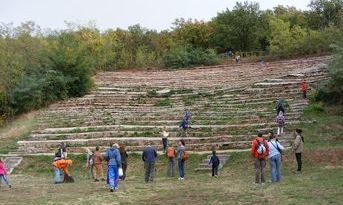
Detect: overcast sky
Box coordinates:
(1, 0, 311, 31)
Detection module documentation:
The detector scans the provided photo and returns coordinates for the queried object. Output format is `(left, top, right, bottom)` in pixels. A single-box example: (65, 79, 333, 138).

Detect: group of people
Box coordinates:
(143, 139, 188, 183)
(252, 128, 304, 184)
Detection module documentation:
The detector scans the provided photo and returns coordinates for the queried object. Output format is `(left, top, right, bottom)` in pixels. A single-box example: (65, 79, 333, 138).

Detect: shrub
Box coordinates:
(162, 46, 219, 68)
(154, 98, 172, 107)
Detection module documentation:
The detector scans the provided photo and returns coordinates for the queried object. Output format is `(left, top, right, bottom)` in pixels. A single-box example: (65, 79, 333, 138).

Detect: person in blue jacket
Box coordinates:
(104, 143, 121, 192)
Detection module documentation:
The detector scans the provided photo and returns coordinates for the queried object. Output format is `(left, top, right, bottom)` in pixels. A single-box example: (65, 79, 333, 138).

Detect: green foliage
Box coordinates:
(154, 98, 172, 107)
(317, 43, 343, 104)
(211, 1, 268, 52)
(304, 102, 325, 115)
(1, 1, 343, 123)
(162, 46, 219, 68)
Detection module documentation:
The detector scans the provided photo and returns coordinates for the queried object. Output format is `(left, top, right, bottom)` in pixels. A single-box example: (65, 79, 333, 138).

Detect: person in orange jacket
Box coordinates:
(52, 159, 72, 184)
(300, 79, 309, 99)
(251, 132, 269, 184)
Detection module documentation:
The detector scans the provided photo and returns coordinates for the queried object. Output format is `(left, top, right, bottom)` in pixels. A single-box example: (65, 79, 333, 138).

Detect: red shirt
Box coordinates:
(300, 81, 308, 92)
(251, 137, 269, 159)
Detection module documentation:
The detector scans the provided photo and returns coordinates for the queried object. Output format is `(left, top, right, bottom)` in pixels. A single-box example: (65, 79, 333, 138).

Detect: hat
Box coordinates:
(163, 131, 169, 137)
(112, 143, 119, 148)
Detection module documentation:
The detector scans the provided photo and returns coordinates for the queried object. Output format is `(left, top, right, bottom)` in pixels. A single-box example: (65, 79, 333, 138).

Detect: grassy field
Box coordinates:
(0, 112, 37, 154)
(0, 106, 342, 205)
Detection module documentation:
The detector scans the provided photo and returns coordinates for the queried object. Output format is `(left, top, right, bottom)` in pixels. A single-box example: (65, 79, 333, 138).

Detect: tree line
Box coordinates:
(1, 0, 343, 125)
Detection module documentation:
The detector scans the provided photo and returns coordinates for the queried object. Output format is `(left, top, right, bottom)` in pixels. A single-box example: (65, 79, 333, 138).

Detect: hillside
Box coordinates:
(15, 56, 330, 154)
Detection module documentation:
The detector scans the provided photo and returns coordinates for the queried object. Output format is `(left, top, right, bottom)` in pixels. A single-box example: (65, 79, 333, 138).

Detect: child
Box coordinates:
(209, 151, 220, 177)
(93, 146, 104, 182)
(276, 111, 285, 135)
(0, 158, 11, 188)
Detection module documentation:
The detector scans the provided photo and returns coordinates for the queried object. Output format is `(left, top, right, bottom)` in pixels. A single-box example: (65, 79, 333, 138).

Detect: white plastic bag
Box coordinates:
(118, 168, 123, 177)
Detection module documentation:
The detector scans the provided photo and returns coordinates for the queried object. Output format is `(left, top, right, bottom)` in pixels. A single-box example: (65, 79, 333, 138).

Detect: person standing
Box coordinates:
(162, 128, 169, 153)
(54, 142, 67, 161)
(276, 111, 285, 135)
(86, 149, 94, 180)
(166, 143, 176, 177)
(177, 140, 187, 181)
(142, 143, 158, 183)
(104, 144, 121, 192)
(180, 109, 190, 137)
(0, 158, 11, 188)
(251, 132, 269, 184)
(93, 146, 104, 182)
(119, 144, 128, 180)
(292, 129, 304, 173)
(268, 133, 284, 182)
(209, 150, 220, 177)
(300, 79, 309, 99)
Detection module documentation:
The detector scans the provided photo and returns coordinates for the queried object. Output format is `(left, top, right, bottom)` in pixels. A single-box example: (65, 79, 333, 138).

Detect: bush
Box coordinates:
(316, 43, 343, 105)
(304, 102, 325, 115)
(162, 46, 219, 69)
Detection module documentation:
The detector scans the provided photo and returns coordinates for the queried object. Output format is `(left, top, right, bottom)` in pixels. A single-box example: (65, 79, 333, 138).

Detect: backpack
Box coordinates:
(181, 151, 189, 162)
(256, 139, 266, 155)
(167, 147, 175, 158)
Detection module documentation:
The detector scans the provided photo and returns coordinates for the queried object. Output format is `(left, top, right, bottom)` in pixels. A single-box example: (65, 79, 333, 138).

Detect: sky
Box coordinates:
(0, 0, 311, 31)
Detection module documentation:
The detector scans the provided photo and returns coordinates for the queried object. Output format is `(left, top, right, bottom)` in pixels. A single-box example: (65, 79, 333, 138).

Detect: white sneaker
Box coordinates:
(178, 177, 181, 180)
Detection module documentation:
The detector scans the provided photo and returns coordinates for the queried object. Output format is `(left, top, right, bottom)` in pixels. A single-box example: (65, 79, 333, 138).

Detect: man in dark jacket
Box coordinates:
(142, 143, 158, 183)
(209, 150, 220, 177)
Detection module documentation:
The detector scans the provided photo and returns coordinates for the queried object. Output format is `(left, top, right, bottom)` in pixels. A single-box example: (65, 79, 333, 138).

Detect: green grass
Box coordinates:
(1, 105, 343, 205)
(0, 113, 37, 154)
(154, 98, 172, 107)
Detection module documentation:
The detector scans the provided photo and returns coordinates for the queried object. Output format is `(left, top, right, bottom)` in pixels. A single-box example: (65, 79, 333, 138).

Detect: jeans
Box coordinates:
(178, 159, 184, 178)
(254, 158, 266, 183)
(269, 154, 281, 182)
(295, 153, 302, 171)
(0, 174, 11, 187)
(108, 165, 119, 189)
(212, 165, 219, 176)
(167, 158, 175, 177)
(144, 162, 155, 183)
(53, 167, 61, 183)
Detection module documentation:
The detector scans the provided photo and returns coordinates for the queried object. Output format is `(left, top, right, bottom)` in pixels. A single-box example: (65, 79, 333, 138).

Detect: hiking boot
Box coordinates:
(9, 185, 12, 188)
(110, 188, 114, 192)
(94, 179, 99, 182)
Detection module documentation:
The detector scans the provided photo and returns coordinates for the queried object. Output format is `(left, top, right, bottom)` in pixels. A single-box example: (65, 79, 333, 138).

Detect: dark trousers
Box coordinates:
(167, 158, 175, 177)
(295, 153, 302, 171)
(212, 165, 219, 176)
(254, 158, 266, 183)
(144, 162, 155, 183)
(303, 91, 307, 98)
(178, 159, 184, 178)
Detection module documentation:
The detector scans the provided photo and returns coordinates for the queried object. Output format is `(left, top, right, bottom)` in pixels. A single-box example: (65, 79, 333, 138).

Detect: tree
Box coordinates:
(306, 0, 343, 29)
(211, 1, 268, 52)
